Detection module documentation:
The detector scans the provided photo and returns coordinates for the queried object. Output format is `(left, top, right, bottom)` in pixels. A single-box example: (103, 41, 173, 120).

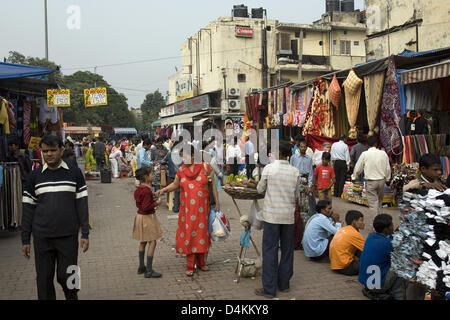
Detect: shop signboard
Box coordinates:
(176, 74, 194, 101)
(84, 87, 107, 107)
(174, 94, 210, 114)
(28, 136, 42, 151)
(236, 26, 253, 38)
(160, 105, 175, 117)
(47, 89, 70, 107)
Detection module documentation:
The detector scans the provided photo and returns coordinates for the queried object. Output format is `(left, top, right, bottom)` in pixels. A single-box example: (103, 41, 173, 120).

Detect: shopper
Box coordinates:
(313, 152, 335, 202)
(133, 166, 163, 278)
(7, 138, 32, 185)
(84, 142, 96, 171)
(330, 134, 350, 198)
(302, 200, 341, 261)
(312, 142, 331, 167)
(351, 136, 391, 215)
(359, 214, 404, 300)
(151, 137, 168, 193)
(137, 139, 152, 169)
(255, 141, 300, 298)
(161, 142, 181, 213)
(350, 134, 368, 181)
(93, 137, 106, 172)
(226, 136, 242, 176)
(156, 145, 219, 277)
(21, 135, 89, 300)
(292, 134, 314, 159)
(329, 210, 365, 276)
(244, 135, 255, 178)
(63, 141, 78, 168)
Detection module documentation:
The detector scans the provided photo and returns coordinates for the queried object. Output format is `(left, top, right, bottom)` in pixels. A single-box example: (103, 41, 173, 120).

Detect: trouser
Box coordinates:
(186, 253, 207, 272)
(262, 222, 294, 296)
(245, 154, 255, 178)
(110, 159, 119, 178)
(365, 179, 385, 215)
(310, 235, 334, 261)
(95, 158, 104, 172)
(33, 235, 79, 300)
(335, 250, 361, 276)
(293, 204, 304, 249)
(318, 188, 332, 202)
(230, 163, 239, 176)
(308, 194, 316, 217)
(333, 160, 347, 197)
(364, 269, 405, 300)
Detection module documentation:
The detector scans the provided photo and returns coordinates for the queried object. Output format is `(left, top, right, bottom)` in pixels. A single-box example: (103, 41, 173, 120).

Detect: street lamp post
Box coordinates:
(44, 0, 49, 60)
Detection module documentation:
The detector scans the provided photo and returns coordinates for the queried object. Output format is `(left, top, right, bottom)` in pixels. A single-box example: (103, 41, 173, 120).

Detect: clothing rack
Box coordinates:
(0, 162, 22, 230)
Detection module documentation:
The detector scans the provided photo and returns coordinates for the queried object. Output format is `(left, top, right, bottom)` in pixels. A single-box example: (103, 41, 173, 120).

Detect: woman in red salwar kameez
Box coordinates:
(157, 145, 220, 276)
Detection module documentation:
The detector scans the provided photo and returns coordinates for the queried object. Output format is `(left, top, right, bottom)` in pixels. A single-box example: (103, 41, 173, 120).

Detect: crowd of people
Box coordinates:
(15, 131, 449, 300)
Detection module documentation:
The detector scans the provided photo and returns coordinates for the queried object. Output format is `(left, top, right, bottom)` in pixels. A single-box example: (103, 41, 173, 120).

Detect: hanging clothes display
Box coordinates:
(0, 163, 22, 230)
(380, 57, 402, 156)
(329, 74, 341, 109)
(402, 134, 448, 165)
(398, 111, 429, 136)
(364, 71, 385, 136)
(343, 69, 363, 139)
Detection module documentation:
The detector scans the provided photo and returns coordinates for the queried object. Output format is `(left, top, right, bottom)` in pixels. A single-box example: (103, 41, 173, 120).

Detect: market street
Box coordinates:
(0, 175, 399, 300)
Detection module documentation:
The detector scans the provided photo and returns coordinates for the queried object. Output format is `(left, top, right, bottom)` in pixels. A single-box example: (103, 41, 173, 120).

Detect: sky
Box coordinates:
(0, 0, 365, 109)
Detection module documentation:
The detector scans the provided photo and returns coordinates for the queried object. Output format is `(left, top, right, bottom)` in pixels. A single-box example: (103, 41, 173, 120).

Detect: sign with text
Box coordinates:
(28, 136, 42, 151)
(235, 26, 253, 38)
(174, 94, 210, 114)
(84, 87, 107, 107)
(176, 74, 193, 101)
(47, 89, 70, 107)
(160, 105, 175, 118)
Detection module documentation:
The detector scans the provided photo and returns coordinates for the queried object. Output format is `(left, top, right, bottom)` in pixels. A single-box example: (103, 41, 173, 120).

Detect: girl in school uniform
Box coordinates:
(133, 166, 163, 278)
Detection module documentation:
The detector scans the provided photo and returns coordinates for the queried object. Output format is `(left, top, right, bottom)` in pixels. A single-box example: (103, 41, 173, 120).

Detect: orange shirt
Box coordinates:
(329, 225, 365, 270)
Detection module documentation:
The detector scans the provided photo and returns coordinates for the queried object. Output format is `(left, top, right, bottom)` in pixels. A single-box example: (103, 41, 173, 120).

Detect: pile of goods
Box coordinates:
(225, 174, 258, 189)
(390, 163, 419, 204)
(391, 188, 450, 297)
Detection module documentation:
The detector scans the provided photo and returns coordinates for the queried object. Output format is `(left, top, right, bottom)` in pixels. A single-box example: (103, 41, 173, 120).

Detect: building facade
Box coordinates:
(365, 0, 450, 59)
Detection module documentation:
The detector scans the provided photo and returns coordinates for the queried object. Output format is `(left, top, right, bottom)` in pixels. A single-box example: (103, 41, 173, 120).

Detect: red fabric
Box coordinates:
(186, 253, 207, 271)
(134, 184, 157, 215)
(314, 165, 335, 190)
(329, 74, 341, 108)
(175, 163, 212, 255)
(293, 204, 304, 249)
(306, 134, 358, 152)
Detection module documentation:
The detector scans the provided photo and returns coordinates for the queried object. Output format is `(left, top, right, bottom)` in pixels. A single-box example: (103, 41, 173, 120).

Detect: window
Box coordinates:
(238, 74, 246, 82)
(340, 40, 351, 55)
(319, 41, 323, 46)
(295, 31, 300, 38)
(333, 40, 337, 45)
(343, 30, 348, 35)
(354, 41, 359, 46)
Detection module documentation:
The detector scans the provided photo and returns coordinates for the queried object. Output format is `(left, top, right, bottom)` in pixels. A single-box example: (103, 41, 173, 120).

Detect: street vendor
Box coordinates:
(402, 154, 446, 193)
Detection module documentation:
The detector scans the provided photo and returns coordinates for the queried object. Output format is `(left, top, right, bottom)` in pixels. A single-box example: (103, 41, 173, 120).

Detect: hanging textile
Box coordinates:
(343, 69, 363, 139)
(380, 57, 402, 156)
(0, 163, 22, 230)
(23, 99, 31, 146)
(0, 99, 11, 134)
(401, 134, 448, 164)
(364, 71, 385, 136)
(329, 74, 341, 109)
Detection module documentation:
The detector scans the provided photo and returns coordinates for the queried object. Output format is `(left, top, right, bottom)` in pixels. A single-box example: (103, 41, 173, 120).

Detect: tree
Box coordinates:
(140, 90, 165, 132)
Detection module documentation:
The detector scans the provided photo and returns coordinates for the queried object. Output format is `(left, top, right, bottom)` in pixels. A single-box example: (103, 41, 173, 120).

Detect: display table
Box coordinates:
(341, 181, 396, 207)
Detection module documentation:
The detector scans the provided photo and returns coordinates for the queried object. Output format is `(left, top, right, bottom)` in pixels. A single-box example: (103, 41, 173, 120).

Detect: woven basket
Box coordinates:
(223, 186, 265, 200)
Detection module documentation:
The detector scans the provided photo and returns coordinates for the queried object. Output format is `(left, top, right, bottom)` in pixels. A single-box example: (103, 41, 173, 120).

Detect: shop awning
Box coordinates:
(0, 62, 56, 80)
(160, 111, 207, 126)
(65, 126, 102, 134)
(401, 60, 450, 85)
(114, 127, 137, 134)
(194, 118, 208, 126)
(151, 119, 161, 128)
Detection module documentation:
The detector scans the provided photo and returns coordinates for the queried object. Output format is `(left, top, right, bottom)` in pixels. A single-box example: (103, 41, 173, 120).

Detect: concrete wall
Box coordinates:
(365, 0, 450, 59)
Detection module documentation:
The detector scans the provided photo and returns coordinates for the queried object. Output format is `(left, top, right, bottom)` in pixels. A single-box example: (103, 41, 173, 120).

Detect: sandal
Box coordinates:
(186, 271, 194, 277)
(199, 266, 209, 271)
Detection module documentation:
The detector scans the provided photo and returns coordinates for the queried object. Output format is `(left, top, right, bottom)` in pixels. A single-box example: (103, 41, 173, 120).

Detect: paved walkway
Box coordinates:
(0, 176, 399, 300)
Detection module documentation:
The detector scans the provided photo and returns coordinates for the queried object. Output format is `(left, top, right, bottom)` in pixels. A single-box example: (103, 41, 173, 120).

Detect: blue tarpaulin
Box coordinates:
(114, 127, 137, 134)
(0, 62, 56, 80)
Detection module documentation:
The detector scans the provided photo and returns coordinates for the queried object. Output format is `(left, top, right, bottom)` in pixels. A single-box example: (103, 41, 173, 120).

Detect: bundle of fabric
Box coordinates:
(328, 74, 341, 109)
(343, 69, 363, 140)
(392, 188, 450, 296)
(390, 163, 419, 204)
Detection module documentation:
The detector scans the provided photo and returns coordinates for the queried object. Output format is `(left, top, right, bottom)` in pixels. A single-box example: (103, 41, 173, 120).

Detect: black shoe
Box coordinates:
(145, 270, 162, 278)
(294, 245, 303, 251)
(137, 266, 146, 275)
(278, 287, 290, 293)
(254, 288, 275, 298)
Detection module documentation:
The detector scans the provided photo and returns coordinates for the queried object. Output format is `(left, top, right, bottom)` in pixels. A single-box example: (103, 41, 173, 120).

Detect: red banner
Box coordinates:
(236, 26, 253, 38)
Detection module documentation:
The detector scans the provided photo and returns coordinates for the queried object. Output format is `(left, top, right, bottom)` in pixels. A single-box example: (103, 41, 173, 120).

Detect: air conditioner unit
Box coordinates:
(228, 99, 241, 111)
(228, 88, 240, 97)
(249, 88, 261, 93)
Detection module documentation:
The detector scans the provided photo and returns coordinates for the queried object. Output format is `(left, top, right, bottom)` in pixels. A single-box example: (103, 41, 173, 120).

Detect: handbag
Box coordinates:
(203, 162, 216, 206)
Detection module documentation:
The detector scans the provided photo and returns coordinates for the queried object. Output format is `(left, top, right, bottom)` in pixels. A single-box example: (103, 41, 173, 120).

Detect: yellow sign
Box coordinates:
(94, 133, 99, 137)
(84, 87, 107, 107)
(176, 91, 194, 101)
(47, 89, 70, 107)
(28, 137, 42, 151)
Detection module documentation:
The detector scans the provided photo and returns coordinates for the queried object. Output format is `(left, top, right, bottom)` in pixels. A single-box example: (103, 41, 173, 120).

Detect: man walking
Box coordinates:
(92, 137, 106, 172)
(331, 135, 350, 198)
(21, 135, 89, 300)
(255, 141, 300, 298)
(350, 134, 368, 181)
(244, 135, 255, 178)
(351, 136, 391, 215)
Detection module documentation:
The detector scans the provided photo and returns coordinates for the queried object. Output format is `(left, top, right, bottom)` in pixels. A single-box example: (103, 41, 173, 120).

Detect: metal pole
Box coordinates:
(44, 0, 48, 60)
(298, 30, 303, 82)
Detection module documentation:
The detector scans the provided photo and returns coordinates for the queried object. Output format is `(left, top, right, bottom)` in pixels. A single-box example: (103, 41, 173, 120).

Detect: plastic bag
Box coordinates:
(210, 210, 231, 241)
(248, 200, 264, 230)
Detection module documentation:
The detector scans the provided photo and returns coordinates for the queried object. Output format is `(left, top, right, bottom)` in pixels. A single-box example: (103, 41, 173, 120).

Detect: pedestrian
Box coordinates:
(161, 141, 182, 213)
(7, 138, 32, 186)
(359, 213, 404, 300)
(93, 137, 106, 172)
(350, 133, 368, 181)
(351, 136, 391, 215)
(156, 145, 220, 277)
(133, 166, 163, 278)
(312, 142, 331, 167)
(329, 210, 365, 276)
(313, 152, 336, 202)
(84, 142, 96, 172)
(226, 136, 242, 176)
(292, 134, 314, 159)
(137, 139, 152, 170)
(244, 135, 255, 178)
(151, 137, 168, 193)
(21, 134, 89, 300)
(109, 146, 123, 179)
(289, 137, 314, 250)
(330, 134, 350, 198)
(255, 141, 300, 298)
(302, 200, 342, 261)
(63, 141, 78, 168)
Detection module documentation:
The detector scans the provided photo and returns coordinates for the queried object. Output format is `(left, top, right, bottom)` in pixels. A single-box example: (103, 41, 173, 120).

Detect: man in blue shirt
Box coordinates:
(358, 214, 404, 300)
(137, 139, 152, 169)
(302, 200, 341, 260)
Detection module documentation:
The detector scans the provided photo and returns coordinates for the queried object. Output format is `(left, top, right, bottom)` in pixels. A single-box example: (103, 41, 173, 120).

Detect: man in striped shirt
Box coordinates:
(255, 140, 301, 298)
(21, 135, 89, 300)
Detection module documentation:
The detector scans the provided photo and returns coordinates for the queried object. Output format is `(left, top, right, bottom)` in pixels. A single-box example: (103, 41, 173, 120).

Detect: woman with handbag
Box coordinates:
(156, 144, 220, 277)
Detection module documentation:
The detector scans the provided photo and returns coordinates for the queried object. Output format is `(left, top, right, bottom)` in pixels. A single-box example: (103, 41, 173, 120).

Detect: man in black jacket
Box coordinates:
(21, 135, 89, 300)
(92, 137, 106, 172)
(7, 138, 32, 187)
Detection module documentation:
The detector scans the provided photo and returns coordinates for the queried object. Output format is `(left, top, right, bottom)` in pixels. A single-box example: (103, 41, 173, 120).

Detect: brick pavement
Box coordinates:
(0, 175, 400, 300)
